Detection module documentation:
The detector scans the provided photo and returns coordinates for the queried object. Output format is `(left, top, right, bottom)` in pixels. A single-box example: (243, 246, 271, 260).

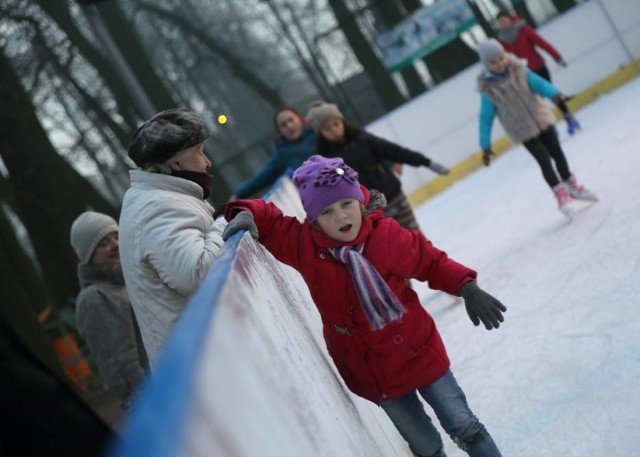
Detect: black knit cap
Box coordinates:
(128, 108, 210, 168)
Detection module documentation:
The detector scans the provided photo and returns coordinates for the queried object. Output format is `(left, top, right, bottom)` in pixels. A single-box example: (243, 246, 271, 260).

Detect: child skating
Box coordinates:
(306, 100, 450, 231)
(476, 39, 596, 217)
(495, 10, 581, 135)
(224, 155, 506, 457)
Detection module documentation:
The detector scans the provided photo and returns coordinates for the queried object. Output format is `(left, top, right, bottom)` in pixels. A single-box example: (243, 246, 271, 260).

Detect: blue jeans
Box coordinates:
(380, 370, 502, 457)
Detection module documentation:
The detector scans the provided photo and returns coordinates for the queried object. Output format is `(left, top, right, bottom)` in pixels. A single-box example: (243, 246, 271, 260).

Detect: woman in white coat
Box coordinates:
(119, 108, 226, 369)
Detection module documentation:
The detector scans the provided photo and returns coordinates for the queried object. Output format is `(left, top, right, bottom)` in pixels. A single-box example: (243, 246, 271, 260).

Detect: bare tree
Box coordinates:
(326, 0, 406, 109)
(0, 50, 116, 312)
(136, 0, 286, 108)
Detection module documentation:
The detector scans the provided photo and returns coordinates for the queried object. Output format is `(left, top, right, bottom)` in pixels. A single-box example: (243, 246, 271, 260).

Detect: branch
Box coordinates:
(136, 0, 284, 108)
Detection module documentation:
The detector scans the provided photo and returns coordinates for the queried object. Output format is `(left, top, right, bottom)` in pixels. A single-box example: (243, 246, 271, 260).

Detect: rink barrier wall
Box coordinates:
(109, 234, 241, 457)
(110, 175, 410, 457)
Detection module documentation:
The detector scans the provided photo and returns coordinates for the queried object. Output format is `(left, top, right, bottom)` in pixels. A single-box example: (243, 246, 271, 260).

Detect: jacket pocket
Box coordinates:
(365, 315, 433, 390)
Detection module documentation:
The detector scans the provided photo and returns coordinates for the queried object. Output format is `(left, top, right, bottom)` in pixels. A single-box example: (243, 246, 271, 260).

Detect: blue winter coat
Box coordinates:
(235, 123, 318, 198)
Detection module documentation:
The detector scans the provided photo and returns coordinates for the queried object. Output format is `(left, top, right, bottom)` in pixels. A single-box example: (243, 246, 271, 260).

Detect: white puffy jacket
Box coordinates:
(119, 170, 226, 368)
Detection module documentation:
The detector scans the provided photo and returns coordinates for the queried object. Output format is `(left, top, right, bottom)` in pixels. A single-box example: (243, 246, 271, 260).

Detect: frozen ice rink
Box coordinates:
(413, 76, 640, 456)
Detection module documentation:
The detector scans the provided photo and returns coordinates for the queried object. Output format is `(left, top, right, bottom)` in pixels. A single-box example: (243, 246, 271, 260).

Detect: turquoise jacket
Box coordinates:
(235, 123, 318, 198)
(479, 67, 559, 150)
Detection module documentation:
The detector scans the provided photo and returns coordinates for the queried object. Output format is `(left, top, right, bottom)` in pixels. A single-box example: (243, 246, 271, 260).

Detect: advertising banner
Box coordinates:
(375, 0, 477, 72)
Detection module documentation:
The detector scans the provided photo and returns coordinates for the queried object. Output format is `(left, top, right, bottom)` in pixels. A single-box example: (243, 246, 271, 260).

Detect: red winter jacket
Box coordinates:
(225, 189, 476, 403)
(498, 21, 561, 72)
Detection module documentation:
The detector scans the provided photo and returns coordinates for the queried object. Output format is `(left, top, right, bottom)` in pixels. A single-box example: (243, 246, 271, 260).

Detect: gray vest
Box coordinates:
(478, 56, 556, 144)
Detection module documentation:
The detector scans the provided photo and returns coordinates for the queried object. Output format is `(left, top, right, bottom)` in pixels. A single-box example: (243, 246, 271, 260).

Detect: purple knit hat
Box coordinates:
(292, 155, 364, 222)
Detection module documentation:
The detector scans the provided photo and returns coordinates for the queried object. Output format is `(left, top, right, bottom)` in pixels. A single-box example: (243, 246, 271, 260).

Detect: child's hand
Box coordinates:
(222, 211, 259, 241)
(563, 112, 581, 135)
(553, 93, 574, 104)
(428, 161, 450, 175)
(390, 163, 404, 176)
(459, 281, 507, 330)
(482, 149, 495, 166)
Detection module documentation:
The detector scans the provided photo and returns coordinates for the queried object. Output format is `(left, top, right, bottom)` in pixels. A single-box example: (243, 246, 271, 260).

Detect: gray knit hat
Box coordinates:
(477, 38, 505, 66)
(70, 212, 118, 264)
(128, 108, 210, 168)
(306, 101, 344, 132)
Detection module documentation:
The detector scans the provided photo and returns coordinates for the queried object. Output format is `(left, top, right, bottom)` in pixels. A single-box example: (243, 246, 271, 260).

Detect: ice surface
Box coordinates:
(412, 77, 640, 456)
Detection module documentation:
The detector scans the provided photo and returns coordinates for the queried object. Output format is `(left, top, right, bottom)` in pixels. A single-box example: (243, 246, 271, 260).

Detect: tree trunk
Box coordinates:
(0, 51, 116, 312)
(467, 0, 496, 38)
(0, 206, 65, 380)
(94, 1, 177, 111)
(550, 0, 577, 14)
(422, 38, 479, 84)
(32, 31, 133, 149)
(34, 0, 141, 130)
(54, 85, 124, 204)
(372, 0, 428, 97)
(510, 0, 536, 26)
(0, 201, 51, 322)
(327, 0, 405, 110)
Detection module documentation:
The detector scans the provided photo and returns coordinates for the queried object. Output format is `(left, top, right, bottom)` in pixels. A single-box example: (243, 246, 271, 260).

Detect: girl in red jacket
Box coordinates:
(224, 155, 506, 457)
(496, 10, 581, 135)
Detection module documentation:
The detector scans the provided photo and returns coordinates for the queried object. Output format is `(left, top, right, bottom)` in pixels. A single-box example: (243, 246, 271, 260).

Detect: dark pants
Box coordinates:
(533, 66, 552, 82)
(383, 191, 421, 231)
(523, 127, 572, 188)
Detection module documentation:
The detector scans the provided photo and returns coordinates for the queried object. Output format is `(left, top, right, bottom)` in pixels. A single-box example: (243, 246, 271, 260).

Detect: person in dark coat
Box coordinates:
(233, 107, 318, 199)
(306, 100, 449, 231)
(224, 155, 506, 457)
(496, 10, 581, 134)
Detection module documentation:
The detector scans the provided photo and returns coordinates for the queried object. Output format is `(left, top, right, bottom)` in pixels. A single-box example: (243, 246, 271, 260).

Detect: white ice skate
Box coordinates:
(565, 175, 598, 201)
(553, 183, 574, 218)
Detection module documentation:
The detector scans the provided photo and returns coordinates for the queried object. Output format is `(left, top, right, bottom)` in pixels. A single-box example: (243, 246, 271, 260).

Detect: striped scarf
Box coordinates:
(329, 243, 405, 331)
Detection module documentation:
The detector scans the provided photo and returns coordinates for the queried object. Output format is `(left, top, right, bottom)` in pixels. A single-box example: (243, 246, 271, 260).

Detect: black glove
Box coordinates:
(556, 57, 568, 68)
(459, 281, 507, 330)
(222, 211, 259, 241)
(482, 148, 495, 166)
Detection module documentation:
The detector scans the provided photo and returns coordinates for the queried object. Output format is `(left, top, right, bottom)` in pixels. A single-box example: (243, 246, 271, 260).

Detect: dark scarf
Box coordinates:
(171, 170, 213, 200)
(78, 263, 125, 288)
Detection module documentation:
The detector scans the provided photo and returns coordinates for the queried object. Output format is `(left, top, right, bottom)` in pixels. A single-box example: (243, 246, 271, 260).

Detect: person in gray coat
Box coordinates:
(70, 211, 148, 409)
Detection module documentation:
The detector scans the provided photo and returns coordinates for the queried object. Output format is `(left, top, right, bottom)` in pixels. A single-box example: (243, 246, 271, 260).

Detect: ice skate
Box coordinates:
(565, 175, 598, 201)
(553, 183, 574, 217)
